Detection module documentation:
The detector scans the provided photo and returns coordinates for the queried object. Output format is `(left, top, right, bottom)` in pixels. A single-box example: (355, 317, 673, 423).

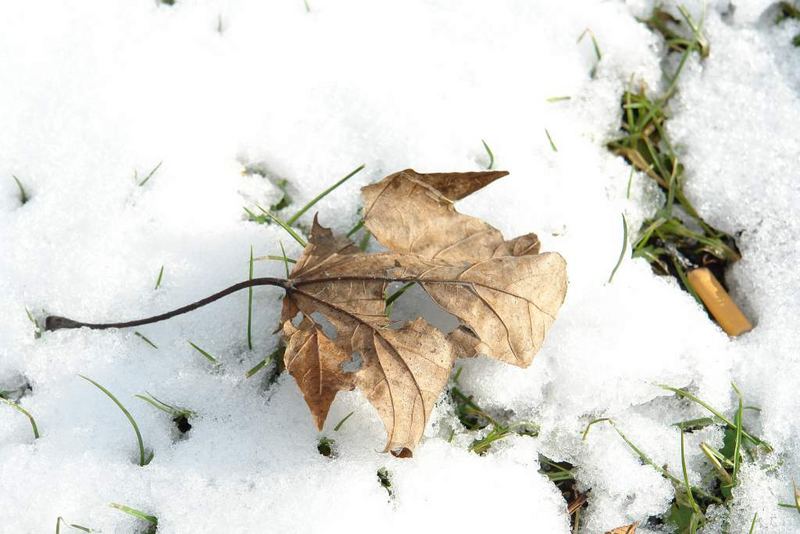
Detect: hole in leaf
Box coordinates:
(386, 283, 460, 333)
(310, 311, 338, 340)
(341, 352, 363, 373)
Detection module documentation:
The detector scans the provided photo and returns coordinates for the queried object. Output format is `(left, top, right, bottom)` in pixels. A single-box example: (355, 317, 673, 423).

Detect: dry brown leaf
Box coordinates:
(605, 522, 638, 534)
(281, 206, 566, 453)
(362, 169, 541, 263)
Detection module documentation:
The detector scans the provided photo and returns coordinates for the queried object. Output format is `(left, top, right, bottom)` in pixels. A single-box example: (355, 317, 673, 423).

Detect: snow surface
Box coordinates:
(0, 1, 798, 532)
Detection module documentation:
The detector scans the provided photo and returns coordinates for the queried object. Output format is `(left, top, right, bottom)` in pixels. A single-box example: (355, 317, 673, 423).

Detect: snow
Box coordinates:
(1, 0, 798, 532)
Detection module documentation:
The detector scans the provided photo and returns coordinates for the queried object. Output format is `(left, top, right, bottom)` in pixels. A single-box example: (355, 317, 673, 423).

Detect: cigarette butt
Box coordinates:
(686, 267, 752, 336)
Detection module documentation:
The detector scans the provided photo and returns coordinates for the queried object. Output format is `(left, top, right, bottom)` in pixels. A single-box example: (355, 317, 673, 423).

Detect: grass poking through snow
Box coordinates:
(137, 161, 162, 187)
(545, 129, 558, 152)
(0, 395, 40, 439)
(135, 392, 195, 434)
(154, 266, 164, 290)
(80, 375, 151, 466)
(55, 517, 92, 533)
(608, 8, 743, 320)
(608, 214, 628, 283)
(480, 139, 495, 170)
(187, 341, 219, 365)
(285, 164, 365, 225)
(245, 343, 284, 379)
(134, 331, 158, 349)
(109, 503, 158, 533)
(11, 175, 29, 204)
(584, 383, 772, 531)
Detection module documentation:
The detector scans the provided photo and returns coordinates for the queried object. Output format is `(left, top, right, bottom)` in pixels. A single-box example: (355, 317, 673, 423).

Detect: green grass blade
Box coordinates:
(25, 307, 42, 339)
(279, 241, 290, 278)
(333, 411, 355, 431)
(12, 175, 29, 204)
(134, 331, 158, 349)
(346, 219, 364, 238)
(187, 341, 219, 364)
(1, 397, 40, 439)
(109, 503, 158, 525)
(137, 161, 162, 187)
(246, 344, 283, 378)
(80, 375, 148, 466)
(247, 245, 254, 350)
(608, 214, 628, 283)
(481, 139, 495, 170)
(135, 394, 172, 415)
(385, 281, 415, 316)
(732, 383, 744, 485)
(680, 429, 700, 514)
(545, 129, 558, 152)
(56, 517, 91, 533)
(154, 266, 164, 290)
(748, 513, 757, 534)
(257, 206, 307, 247)
(286, 164, 365, 225)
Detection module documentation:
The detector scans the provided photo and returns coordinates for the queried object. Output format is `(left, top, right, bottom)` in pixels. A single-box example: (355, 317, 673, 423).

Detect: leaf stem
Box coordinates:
(45, 277, 289, 332)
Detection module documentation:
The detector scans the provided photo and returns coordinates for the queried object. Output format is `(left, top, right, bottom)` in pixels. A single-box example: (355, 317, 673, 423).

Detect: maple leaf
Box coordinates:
(280, 170, 567, 455)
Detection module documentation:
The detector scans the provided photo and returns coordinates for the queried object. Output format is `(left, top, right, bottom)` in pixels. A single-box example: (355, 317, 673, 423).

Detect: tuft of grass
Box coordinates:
(134, 331, 158, 349)
(109, 503, 157, 533)
(0, 396, 40, 439)
(480, 139, 495, 170)
(137, 161, 162, 187)
(545, 129, 558, 152)
(247, 245, 254, 351)
(187, 341, 219, 365)
(154, 266, 164, 290)
(607, 214, 628, 283)
(583, 418, 722, 505)
(80, 375, 151, 466)
(449, 370, 538, 454)
(587, 383, 770, 531)
(286, 164, 365, 225)
(135, 392, 195, 434)
(56, 517, 92, 533)
(333, 411, 354, 431)
(608, 10, 743, 318)
(12, 175, 29, 204)
(659, 384, 771, 451)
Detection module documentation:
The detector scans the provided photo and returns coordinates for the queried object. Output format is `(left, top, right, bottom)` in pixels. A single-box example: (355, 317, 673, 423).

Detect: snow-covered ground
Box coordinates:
(1, 1, 798, 532)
